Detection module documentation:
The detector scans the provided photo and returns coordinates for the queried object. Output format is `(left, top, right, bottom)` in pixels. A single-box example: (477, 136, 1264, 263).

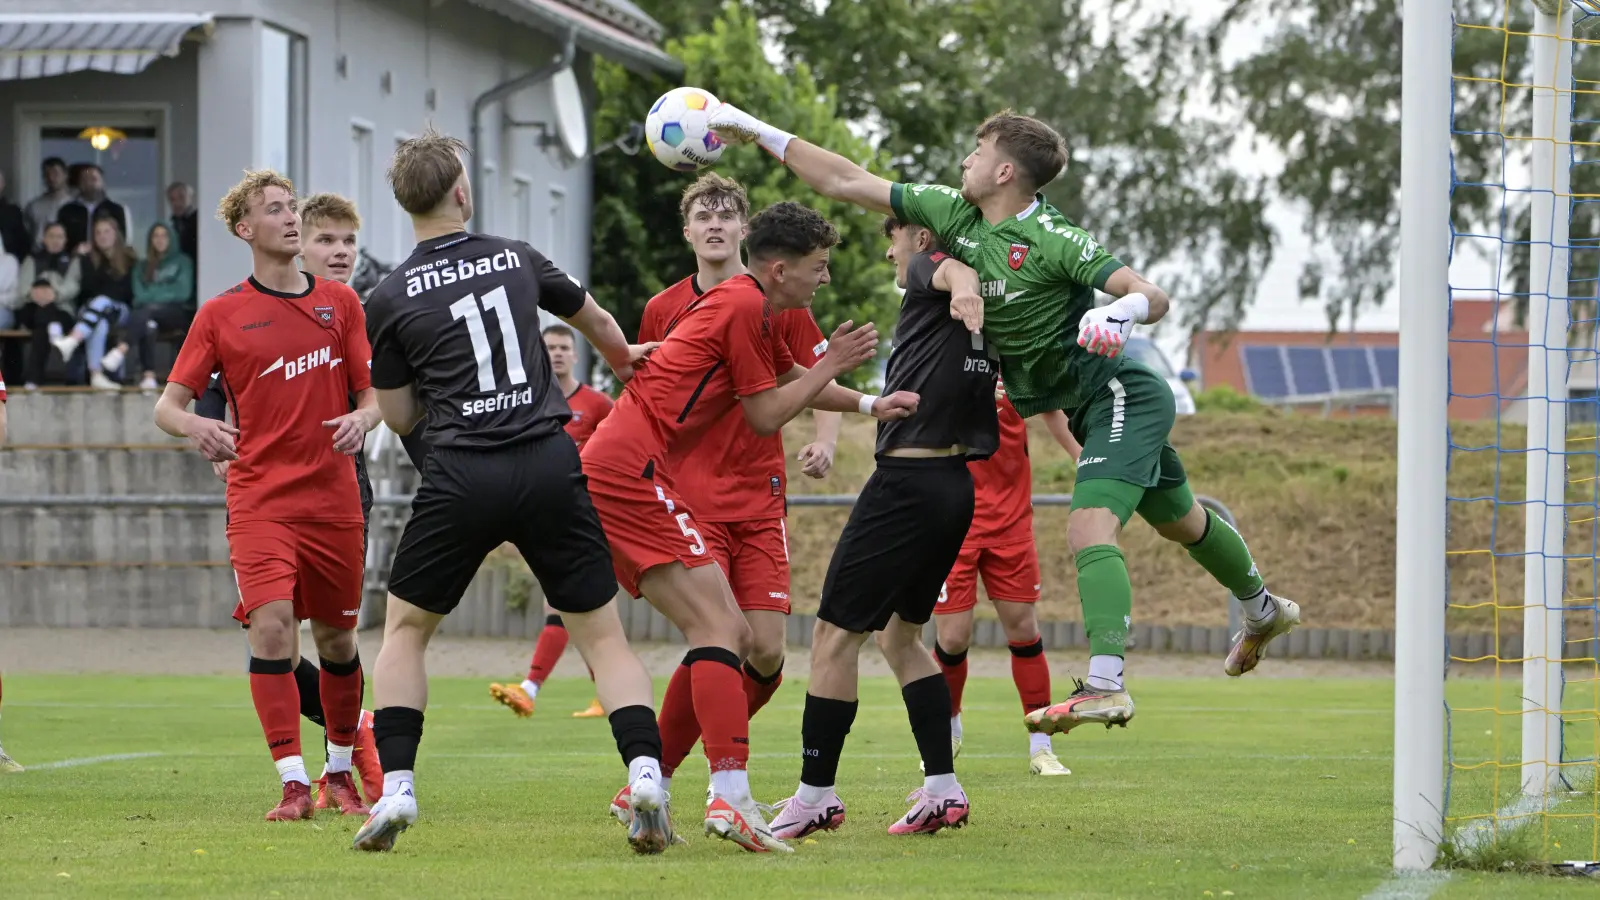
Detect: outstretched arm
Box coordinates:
(563, 295, 657, 382)
(707, 105, 893, 214)
(1101, 267, 1171, 325)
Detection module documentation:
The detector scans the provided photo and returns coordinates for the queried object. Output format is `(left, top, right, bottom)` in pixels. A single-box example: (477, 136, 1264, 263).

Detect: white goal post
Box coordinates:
(1395, 0, 1573, 870)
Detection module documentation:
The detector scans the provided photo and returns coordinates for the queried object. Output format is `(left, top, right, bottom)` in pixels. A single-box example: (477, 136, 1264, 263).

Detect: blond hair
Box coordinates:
(300, 192, 362, 232)
(216, 169, 296, 237)
(388, 128, 469, 215)
(678, 172, 749, 223)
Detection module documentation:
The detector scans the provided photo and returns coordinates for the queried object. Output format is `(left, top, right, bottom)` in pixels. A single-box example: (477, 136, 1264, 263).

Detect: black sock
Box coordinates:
(799, 694, 858, 788)
(293, 657, 326, 728)
(933, 643, 968, 668)
(608, 704, 663, 767)
(372, 707, 425, 774)
(742, 660, 783, 684)
(903, 674, 954, 777)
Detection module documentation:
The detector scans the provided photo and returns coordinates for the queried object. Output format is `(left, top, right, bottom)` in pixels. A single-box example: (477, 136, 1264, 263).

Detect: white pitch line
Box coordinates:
(26, 752, 164, 770)
(1360, 871, 1452, 900)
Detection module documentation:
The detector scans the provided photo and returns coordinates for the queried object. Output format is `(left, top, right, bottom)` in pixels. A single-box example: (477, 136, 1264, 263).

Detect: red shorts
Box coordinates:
(585, 463, 717, 597)
(704, 518, 791, 614)
(228, 519, 365, 629)
(935, 539, 1042, 615)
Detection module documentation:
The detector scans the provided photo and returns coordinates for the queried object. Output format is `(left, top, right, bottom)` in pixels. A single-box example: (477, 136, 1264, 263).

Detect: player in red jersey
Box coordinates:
(0, 373, 14, 774)
(155, 171, 381, 822)
(634, 175, 840, 796)
(586, 201, 916, 853)
(932, 381, 1070, 776)
(488, 322, 614, 719)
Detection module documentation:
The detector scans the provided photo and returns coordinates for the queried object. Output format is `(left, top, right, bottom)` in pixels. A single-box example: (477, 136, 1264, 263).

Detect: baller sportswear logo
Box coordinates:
(1079, 456, 1107, 465)
(955, 236, 980, 250)
(1008, 243, 1030, 270)
(403, 248, 523, 297)
(258, 346, 338, 380)
(240, 320, 272, 332)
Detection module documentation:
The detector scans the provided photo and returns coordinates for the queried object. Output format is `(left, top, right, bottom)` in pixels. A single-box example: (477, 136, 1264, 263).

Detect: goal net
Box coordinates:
(1399, 0, 1600, 871)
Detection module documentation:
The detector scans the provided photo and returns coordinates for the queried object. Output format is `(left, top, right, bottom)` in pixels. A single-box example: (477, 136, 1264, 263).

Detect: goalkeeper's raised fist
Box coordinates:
(707, 103, 795, 162)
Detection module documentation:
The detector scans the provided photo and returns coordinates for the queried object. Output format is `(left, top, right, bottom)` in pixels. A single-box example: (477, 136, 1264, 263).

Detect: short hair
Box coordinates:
(300, 192, 362, 232)
(389, 128, 469, 215)
(880, 214, 942, 251)
(74, 163, 103, 188)
(31, 277, 54, 290)
(975, 110, 1069, 193)
(746, 202, 839, 262)
(678, 172, 749, 223)
(42, 157, 66, 171)
(216, 169, 296, 235)
(167, 180, 194, 195)
(542, 323, 575, 342)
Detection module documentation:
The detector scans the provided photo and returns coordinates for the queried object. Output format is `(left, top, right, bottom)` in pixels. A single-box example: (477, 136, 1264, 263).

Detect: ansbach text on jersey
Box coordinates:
(404, 248, 522, 297)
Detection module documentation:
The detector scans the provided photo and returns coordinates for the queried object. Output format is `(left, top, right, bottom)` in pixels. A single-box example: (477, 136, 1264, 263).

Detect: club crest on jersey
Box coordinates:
(314, 305, 335, 325)
(1008, 243, 1030, 270)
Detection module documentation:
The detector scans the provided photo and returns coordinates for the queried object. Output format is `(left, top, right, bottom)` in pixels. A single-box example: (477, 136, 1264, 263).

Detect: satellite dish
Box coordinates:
(549, 68, 589, 160)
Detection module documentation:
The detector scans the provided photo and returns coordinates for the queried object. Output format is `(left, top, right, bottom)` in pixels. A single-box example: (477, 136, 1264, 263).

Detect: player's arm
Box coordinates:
(157, 306, 238, 461)
(325, 292, 382, 454)
(1036, 409, 1082, 460)
(563, 296, 655, 381)
(741, 319, 883, 437)
(1101, 267, 1170, 325)
(374, 386, 424, 436)
(931, 255, 985, 333)
(705, 106, 892, 213)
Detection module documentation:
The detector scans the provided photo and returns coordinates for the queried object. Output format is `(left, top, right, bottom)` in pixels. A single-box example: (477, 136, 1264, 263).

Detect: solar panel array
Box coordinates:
(1239, 344, 1399, 400)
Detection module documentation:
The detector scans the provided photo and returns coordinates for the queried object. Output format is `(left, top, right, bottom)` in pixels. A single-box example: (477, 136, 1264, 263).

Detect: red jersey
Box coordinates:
(638, 275, 825, 522)
(966, 392, 1033, 547)
(563, 382, 613, 448)
(584, 274, 793, 481)
(168, 274, 372, 524)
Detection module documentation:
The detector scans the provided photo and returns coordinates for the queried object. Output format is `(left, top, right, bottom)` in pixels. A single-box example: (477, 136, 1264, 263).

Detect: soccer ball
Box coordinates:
(645, 86, 726, 172)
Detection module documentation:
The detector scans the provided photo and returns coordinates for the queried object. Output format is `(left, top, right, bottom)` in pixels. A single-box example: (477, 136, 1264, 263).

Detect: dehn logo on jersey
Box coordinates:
(404, 248, 522, 297)
(259, 346, 340, 380)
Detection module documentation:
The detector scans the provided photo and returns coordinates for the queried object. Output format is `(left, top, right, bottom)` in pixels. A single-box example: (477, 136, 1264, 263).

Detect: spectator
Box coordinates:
(167, 181, 198, 262)
(24, 157, 73, 245)
(125, 222, 194, 390)
(0, 241, 14, 328)
(52, 215, 134, 390)
(56, 165, 127, 252)
(0, 170, 29, 264)
(16, 278, 75, 389)
(18, 223, 82, 312)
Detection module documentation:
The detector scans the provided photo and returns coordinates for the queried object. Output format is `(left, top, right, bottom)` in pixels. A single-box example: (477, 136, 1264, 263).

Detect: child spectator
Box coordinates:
(16, 278, 75, 388)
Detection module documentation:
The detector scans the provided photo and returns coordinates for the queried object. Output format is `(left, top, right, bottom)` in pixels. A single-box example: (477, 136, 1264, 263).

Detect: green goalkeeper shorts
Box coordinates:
(1068, 360, 1191, 525)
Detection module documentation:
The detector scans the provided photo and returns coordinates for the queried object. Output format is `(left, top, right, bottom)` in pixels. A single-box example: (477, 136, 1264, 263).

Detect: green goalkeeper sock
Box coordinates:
(1075, 545, 1133, 659)
(1184, 509, 1267, 602)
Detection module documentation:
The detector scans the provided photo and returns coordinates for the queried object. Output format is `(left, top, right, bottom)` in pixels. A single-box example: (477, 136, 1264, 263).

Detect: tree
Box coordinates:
(588, 5, 900, 388)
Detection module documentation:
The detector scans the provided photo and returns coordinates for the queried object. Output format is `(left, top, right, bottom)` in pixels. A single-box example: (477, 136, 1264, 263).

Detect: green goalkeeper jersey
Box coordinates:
(890, 183, 1126, 416)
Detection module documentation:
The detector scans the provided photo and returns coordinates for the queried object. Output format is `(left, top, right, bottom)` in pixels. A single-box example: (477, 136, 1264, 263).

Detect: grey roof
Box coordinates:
(467, 0, 681, 77)
(0, 12, 212, 81)
(573, 0, 664, 43)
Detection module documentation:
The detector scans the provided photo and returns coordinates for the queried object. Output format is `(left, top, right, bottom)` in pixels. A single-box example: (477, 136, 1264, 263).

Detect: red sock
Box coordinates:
(657, 663, 700, 777)
(319, 657, 364, 749)
(933, 643, 969, 716)
(526, 617, 569, 685)
(690, 652, 749, 773)
(741, 662, 783, 718)
(249, 666, 302, 761)
(1008, 638, 1052, 713)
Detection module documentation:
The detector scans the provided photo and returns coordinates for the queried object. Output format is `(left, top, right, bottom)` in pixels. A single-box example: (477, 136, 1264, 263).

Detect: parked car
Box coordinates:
(1125, 334, 1197, 416)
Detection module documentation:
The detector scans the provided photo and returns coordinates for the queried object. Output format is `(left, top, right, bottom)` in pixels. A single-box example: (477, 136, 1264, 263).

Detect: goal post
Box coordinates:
(1394, 0, 1452, 872)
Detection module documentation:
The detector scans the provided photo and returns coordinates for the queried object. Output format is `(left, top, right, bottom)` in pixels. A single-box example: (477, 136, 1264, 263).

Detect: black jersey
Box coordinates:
(875, 250, 1000, 459)
(365, 232, 588, 450)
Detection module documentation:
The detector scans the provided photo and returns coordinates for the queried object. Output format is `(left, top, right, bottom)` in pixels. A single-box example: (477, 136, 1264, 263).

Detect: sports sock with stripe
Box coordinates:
(1183, 509, 1269, 618)
(687, 648, 750, 794)
(1076, 544, 1133, 661)
(933, 642, 969, 716)
(319, 654, 364, 774)
(249, 656, 305, 781)
(525, 615, 569, 687)
(1007, 638, 1051, 713)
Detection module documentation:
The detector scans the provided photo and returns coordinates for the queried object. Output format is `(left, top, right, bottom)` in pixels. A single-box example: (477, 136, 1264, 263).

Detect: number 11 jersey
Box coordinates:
(365, 231, 587, 449)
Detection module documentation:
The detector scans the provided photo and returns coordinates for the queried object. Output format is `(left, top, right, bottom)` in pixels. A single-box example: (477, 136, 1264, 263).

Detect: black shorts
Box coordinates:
(387, 433, 618, 616)
(817, 456, 975, 633)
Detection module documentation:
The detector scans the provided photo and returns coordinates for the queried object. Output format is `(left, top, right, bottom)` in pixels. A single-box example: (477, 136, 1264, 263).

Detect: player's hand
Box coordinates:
(212, 460, 230, 482)
(323, 412, 369, 456)
(797, 441, 835, 479)
(608, 342, 660, 385)
(1076, 306, 1135, 358)
(184, 416, 238, 462)
(950, 288, 984, 333)
(870, 391, 919, 420)
(820, 320, 878, 378)
(706, 103, 764, 145)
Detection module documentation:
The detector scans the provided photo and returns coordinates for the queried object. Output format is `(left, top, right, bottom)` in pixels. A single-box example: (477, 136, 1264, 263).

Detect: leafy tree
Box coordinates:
(588, 5, 899, 388)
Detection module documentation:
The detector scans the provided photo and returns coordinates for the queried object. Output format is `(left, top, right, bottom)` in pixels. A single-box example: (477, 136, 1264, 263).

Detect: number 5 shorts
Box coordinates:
(583, 457, 719, 599)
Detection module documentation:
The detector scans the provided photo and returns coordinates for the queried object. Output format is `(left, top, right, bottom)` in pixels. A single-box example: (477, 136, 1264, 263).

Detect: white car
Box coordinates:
(1124, 335, 1197, 416)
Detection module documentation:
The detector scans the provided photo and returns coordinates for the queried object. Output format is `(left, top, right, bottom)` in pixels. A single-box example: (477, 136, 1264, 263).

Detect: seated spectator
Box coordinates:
(0, 169, 29, 265)
(51, 215, 134, 390)
(18, 223, 82, 312)
(125, 222, 194, 390)
(56, 164, 127, 253)
(168, 182, 198, 262)
(25, 157, 73, 247)
(0, 243, 14, 329)
(16, 278, 76, 388)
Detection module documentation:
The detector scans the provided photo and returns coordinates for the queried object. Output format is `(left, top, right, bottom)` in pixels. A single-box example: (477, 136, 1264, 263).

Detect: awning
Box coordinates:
(0, 13, 214, 82)
(467, 0, 682, 77)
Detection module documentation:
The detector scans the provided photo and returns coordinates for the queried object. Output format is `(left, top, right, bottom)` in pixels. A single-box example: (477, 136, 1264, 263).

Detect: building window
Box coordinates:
(350, 122, 373, 222)
(512, 174, 533, 244)
(547, 186, 567, 266)
(480, 161, 498, 235)
(258, 24, 307, 184)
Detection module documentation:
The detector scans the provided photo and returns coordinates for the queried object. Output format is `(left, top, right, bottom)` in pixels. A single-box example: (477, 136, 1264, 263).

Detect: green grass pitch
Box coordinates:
(0, 674, 1589, 898)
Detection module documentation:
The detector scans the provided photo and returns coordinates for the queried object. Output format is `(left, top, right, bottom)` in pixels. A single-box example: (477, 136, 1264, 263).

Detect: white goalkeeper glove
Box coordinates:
(707, 103, 796, 162)
(1076, 293, 1150, 358)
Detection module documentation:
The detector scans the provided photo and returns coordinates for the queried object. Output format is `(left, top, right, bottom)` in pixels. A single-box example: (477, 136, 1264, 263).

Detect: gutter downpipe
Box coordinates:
(468, 26, 579, 215)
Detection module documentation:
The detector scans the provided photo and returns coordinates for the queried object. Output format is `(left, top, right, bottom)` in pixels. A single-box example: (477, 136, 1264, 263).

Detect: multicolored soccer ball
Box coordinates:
(645, 86, 725, 172)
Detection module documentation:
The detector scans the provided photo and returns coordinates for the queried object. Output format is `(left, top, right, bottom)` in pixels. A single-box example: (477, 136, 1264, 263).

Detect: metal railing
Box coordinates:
(0, 492, 1247, 635)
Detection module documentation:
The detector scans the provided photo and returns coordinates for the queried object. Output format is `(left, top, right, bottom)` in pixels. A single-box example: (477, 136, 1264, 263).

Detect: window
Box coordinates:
(547, 186, 568, 266)
(350, 122, 373, 223)
(512, 174, 534, 244)
(258, 25, 307, 184)
(480, 161, 498, 235)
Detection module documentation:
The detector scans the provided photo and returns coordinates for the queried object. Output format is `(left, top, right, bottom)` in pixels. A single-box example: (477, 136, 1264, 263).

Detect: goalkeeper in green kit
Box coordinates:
(707, 103, 1299, 736)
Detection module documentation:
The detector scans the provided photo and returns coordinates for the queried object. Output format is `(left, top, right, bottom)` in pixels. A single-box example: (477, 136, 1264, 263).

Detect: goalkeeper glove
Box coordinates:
(1076, 293, 1150, 358)
(707, 103, 796, 162)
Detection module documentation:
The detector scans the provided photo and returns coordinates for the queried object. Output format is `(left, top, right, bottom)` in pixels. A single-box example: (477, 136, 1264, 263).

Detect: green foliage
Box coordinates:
(1193, 384, 1267, 414)
(588, 5, 900, 388)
